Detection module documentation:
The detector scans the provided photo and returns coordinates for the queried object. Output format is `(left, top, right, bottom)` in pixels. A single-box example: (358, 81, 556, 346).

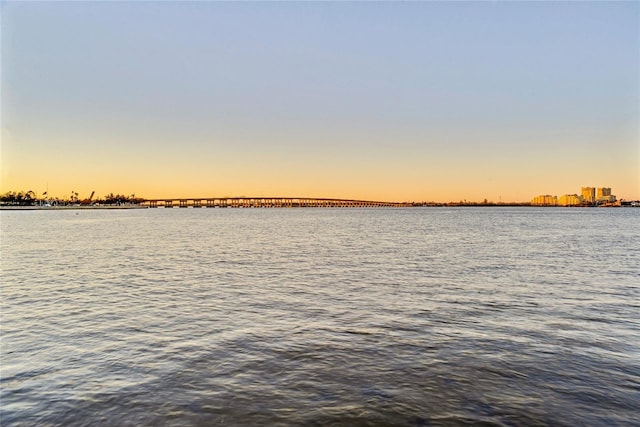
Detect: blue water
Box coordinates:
(1, 207, 639, 426)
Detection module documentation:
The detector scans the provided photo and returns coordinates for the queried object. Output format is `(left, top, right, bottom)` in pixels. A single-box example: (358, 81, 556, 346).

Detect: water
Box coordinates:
(1, 207, 638, 426)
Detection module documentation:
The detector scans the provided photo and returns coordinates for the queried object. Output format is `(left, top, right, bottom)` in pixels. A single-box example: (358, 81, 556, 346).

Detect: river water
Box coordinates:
(1, 207, 638, 426)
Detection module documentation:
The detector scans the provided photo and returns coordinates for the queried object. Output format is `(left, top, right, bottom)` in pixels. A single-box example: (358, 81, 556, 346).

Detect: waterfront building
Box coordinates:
(596, 187, 616, 203)
(531, 195, 557, 206)
(558, 194, 583, 206)
(530, 186, 617, 207)
(581, 187, 595, 204)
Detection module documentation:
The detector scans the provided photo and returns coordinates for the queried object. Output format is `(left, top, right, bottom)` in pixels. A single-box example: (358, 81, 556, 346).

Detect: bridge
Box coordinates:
(142, 197, 412, 208)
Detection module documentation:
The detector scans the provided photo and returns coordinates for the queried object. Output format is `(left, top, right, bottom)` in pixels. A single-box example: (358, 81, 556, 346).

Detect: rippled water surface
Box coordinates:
(2, 207, 639, 426)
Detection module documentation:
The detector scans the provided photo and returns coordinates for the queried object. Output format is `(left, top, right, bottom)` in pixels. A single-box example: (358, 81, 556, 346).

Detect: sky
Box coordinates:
(1, 1, 638, 202)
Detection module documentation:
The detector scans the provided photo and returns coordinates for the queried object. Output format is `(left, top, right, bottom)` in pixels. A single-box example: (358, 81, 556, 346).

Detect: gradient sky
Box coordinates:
(1, 1, 638, 202)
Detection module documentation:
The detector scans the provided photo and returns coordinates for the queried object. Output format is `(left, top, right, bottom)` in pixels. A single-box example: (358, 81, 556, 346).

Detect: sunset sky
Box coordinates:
(1, 1, 638, 202)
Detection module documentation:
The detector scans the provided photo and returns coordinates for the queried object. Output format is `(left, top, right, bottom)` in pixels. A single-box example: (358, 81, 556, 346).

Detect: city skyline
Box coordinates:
(2, 1, 639, 202)
(532, 185, 619, 206)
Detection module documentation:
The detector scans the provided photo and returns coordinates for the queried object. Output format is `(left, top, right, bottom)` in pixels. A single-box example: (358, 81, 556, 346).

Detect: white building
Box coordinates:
(558, 194, 583, 206)
(531, 195, 557, 206)
(596, 187, 616, 203)
(581, 187, 595, 204)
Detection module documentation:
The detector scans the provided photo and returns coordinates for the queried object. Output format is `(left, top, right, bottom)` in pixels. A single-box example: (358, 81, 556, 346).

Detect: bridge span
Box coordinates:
(142, 197, 412, 208)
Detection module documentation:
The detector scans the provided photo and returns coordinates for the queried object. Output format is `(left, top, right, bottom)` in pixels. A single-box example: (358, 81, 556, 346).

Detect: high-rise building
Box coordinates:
(597, 187, 611, 198)
(531, 195, 557, 206)
(581, 187, 595, 204)
(596, 187, 616, 203)
(558, 194, 583, 206)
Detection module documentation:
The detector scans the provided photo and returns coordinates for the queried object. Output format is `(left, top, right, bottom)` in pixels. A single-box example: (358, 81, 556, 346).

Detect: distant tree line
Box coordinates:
(0, 191, 145, 206)
(101, 193, 145, 205)
(0, 191, 38, 205)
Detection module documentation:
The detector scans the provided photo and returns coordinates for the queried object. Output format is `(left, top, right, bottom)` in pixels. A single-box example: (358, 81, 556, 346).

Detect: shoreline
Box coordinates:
(0, 205, 148, 211)
(1, 204, 636, 211)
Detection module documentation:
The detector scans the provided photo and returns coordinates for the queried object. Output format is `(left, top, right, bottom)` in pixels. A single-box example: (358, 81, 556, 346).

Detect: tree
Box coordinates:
(0, 190, 36, 206)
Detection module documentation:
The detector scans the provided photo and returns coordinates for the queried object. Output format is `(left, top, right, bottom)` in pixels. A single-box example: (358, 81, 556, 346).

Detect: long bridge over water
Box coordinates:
(142, 197, 413, 208)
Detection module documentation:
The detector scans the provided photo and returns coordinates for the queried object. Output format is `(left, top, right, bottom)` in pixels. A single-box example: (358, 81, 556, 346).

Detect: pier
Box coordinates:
(141, 197, 411, 208)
